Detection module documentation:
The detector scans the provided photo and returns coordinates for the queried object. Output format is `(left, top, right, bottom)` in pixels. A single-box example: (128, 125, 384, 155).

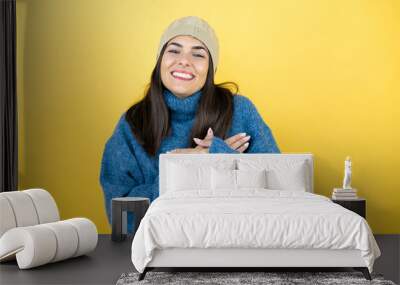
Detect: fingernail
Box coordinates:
(244, 143, 249, 147)
(193, 138, 201, 143)
(240, 133, 246, 137)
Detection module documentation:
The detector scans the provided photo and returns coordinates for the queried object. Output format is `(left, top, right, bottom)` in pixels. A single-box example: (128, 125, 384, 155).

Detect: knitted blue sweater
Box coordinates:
(100, 89, 280, 231)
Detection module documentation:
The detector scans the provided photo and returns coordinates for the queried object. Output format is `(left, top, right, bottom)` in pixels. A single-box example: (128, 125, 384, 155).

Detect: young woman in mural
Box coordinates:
(100, 16, 280, 231)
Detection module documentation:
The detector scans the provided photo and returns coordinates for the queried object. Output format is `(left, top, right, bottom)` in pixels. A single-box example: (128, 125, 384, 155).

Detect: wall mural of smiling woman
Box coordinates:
(99, 16, 280, 232)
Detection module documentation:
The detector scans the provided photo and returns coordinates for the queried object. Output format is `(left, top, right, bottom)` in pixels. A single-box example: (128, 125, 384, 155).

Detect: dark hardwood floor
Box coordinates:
(0, 235, 398, 285)
(374, 235, 400, 284)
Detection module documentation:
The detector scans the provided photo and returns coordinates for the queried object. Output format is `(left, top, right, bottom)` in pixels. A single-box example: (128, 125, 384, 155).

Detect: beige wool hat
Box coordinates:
(156, 16, 219, 73)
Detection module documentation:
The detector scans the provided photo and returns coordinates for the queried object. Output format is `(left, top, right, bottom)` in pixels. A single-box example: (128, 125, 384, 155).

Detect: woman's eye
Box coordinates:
(167, 50, 204, 58)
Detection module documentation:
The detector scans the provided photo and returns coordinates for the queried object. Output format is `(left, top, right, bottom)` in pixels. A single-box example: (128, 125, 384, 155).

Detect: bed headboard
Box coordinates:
(159, 153, 314, 195)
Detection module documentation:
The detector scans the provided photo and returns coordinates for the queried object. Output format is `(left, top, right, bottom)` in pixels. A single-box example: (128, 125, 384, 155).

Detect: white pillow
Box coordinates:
(211, 168, 236, 190)
(211, 168, 268, 190)
(166, 159, 236, 192)
(266, 164, 307, 191)
(237, 159, 309, 191)
(237, 169, 268, 189)
(167, 162, 211, 191)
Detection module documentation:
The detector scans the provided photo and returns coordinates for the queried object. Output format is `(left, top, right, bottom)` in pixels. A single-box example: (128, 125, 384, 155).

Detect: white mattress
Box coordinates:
(131, 190, 381, 273)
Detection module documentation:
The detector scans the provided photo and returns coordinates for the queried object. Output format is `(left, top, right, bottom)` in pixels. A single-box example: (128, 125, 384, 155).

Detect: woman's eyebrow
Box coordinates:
(168, 42, 206, 51)
(192, 46, 206, 51)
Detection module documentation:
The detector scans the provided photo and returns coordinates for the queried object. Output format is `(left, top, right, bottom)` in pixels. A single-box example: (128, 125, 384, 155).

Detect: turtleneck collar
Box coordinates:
(163, 89, 203, 121)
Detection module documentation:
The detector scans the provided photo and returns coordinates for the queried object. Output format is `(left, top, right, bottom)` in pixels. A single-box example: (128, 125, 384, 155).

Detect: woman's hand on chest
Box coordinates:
(192, 127, 251, 153)
(166, 127, 214, 154)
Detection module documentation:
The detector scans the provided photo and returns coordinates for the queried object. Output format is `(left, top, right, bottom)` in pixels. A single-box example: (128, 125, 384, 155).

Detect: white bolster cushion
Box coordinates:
(0, 225, 57, 268)
(0, 196, 17, 237)
(0, 191, 39, 228)
(64, 218, 98, 257)
(41, 221, 79, 262)
(24, 189, 60, 223)
(0, 218, 98, 269)
(0, 189, 60, 239)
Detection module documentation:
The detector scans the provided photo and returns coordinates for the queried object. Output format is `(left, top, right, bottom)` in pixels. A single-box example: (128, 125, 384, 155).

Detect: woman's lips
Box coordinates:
(172, 76, 193, 81)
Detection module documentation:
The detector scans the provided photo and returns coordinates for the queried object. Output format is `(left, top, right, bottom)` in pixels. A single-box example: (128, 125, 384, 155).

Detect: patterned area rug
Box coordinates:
(116, 271, 396, 285)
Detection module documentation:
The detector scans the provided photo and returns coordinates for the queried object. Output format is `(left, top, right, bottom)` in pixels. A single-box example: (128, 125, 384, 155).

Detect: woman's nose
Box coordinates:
(177, 53, 191, 66)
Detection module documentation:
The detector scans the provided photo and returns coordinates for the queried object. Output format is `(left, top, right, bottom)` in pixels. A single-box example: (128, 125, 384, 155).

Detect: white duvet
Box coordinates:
(131, 189, 381, 273)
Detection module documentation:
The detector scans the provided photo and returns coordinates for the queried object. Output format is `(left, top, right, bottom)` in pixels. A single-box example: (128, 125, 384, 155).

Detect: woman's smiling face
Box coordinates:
(160, 35, 210, 98)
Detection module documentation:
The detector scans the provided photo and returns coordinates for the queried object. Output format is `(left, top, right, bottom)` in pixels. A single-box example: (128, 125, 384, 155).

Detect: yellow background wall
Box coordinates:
(16, 0, 400, 234)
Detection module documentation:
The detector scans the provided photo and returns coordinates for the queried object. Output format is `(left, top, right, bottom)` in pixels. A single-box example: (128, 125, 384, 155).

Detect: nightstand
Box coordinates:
(111, 197, 150, 242)
(332, 198, 366, 219)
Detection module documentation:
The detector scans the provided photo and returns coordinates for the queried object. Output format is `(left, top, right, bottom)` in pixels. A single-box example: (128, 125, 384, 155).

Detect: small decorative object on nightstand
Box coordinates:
(111, 197, 150, 242)
(332, 156, 359, 200)
(332, 198, 366, 219)
(342, 156, 352, 190)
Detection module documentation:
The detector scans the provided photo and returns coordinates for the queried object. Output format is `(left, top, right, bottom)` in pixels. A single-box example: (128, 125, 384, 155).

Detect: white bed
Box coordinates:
(131, 153, 380, 280)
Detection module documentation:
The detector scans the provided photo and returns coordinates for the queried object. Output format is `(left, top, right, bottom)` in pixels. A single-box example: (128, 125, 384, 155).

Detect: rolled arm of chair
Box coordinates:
(0, 218, 98, 269)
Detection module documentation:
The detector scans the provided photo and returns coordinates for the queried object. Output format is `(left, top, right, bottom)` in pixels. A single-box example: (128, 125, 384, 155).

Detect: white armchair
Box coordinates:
(0, 188, 97, 269)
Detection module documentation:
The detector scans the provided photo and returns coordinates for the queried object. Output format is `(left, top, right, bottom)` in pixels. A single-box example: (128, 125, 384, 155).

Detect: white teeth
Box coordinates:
(172, 72, 194, 79)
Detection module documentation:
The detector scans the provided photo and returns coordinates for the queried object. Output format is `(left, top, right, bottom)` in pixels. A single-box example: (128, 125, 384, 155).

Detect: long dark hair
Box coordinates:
(125, 43, 239, 157)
